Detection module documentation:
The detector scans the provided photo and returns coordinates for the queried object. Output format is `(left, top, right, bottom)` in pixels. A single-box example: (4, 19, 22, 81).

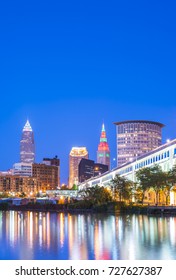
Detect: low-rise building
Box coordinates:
(32, 163, 59, 191)
(0, 175, 41, 196)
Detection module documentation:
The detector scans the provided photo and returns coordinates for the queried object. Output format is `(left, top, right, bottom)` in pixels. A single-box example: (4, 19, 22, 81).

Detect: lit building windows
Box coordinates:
(114, 120, 164, 166)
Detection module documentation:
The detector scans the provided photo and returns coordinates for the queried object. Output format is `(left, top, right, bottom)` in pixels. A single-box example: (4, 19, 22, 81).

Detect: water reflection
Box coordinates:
(0, 211, 176, 260)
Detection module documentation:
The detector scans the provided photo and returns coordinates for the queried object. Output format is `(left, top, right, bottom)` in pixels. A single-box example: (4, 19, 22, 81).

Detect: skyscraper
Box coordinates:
(97, 123, 110, 169)
(114, 120, 164, 166)
(69, 147, 88, 188)
(20, 120, 35, 163)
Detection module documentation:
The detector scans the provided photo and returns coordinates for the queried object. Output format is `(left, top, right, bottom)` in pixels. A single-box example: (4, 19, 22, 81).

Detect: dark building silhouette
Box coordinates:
(78, 158, 108, 183)
(94, 163, 108, 177)
(43, 157, 60, 167)
(78, 158, 94, 183)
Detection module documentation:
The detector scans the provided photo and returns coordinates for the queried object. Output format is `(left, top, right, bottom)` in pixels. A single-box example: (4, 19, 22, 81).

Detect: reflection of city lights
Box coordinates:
(29, 212, 33, 247)
(170, 218, 176, 246)
(46, 212, 51, 248)
(1, 211, 176, 260)
(60, 213, 64, 247)
(170, 191, 175, 205)
(9, 211, 15, 244)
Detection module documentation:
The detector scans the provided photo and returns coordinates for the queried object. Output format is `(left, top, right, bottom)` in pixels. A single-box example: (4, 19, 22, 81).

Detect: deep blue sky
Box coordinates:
(0, 0, 176, 184)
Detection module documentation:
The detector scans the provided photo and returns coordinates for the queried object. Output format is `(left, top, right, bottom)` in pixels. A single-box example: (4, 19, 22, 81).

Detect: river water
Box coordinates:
(0, 211, 176, 260)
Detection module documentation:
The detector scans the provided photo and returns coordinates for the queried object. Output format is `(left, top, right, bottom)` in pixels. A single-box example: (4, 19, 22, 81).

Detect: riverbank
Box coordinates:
(1, 201, 176, 215)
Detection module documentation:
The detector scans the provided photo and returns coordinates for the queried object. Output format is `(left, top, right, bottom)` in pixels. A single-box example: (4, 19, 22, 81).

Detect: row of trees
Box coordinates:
(80, 164, 176, 206)
(111, 164, 176, 205)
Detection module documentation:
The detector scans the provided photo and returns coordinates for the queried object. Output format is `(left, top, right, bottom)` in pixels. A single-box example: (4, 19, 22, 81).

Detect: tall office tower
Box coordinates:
(20, 120, 35, 163)
(114, 120, 164, 166)
(97, 123, 110, 170)
(69, 147, 88, 188)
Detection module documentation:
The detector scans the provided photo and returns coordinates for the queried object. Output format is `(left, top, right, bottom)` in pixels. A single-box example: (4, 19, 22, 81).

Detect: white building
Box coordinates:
(13, 162, 32, 177)
(78, 139, 176, 205)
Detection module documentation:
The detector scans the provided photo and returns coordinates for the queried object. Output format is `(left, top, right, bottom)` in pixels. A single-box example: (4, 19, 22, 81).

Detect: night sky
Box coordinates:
(0, 0, 176, 184)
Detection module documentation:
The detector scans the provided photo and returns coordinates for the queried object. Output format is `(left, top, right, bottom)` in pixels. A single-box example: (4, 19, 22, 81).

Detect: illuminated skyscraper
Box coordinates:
(114, 120, 164, 166)
(69, 147, 88, 188)
(20, 120, 35, 163)
(97, 123, 110, 170)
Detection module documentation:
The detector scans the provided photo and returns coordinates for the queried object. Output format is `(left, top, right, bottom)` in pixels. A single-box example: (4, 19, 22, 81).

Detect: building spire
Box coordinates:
(100, 123, 108, 143)
(97, 123, 110, 169)
(23, 119, 32, 132)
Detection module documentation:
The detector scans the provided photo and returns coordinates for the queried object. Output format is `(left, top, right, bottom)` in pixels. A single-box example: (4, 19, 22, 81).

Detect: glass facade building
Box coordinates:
(20, 120, 35, 163)
(114, 120, 164, 166)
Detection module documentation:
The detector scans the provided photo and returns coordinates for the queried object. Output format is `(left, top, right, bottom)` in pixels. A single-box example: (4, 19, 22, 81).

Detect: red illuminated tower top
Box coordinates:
(97, 123, 110, 170)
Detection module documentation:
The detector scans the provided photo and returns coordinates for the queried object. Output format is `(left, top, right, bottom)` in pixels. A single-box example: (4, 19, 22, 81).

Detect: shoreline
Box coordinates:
(1, 203, 176, 215)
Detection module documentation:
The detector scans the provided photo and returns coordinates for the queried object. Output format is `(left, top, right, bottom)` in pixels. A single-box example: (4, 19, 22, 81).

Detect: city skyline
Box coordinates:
(0, 0, 176, 184)
(0, 117, 175, 185)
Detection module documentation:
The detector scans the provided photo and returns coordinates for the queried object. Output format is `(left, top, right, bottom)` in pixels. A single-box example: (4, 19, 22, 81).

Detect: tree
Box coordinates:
(79, 185, 112, 205)
(135, 165, 176, 205)
(163, 165, 176, 205)
(0, 192, 9, 198)
(110, 174, 133, 202)
(135, 167, 153, 204)
(149, 165, 166, 204)
(71, 184, 78, 190)
(61, 184, 68, 190)
(19, 192, 26, 198)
